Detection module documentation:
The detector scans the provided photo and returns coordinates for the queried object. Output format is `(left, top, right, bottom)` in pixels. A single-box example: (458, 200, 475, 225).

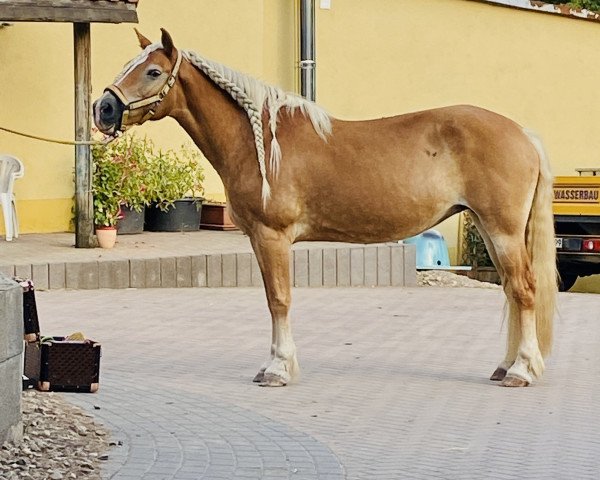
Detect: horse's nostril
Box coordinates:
(101, 103, 113, 116)
(96, 92, 122, 129)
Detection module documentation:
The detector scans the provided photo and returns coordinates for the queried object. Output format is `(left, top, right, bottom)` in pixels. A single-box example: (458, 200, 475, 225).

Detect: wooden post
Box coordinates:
(73, 23, 94, 248)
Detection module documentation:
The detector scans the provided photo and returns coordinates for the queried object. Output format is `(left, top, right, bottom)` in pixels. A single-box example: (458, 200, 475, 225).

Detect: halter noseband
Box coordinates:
(104, 48, 183, 131)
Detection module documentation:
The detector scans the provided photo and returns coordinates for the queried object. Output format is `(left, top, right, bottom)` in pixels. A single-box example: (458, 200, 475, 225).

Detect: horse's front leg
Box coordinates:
(250, 227, 299, 387)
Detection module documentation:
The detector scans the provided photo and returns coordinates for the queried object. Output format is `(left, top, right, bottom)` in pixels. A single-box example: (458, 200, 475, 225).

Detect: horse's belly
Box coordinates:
(297, 200, 460, 244)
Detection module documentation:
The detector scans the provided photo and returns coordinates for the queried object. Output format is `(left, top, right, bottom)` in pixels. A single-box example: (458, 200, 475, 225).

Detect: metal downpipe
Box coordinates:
(299, 0, 316, 101)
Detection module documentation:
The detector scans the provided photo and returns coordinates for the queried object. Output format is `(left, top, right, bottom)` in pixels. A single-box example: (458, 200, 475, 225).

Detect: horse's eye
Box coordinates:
(148, 69, 162, 78)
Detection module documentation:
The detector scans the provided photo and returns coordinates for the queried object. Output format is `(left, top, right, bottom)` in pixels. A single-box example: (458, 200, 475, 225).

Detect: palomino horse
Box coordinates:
(94, 29, 557, 388)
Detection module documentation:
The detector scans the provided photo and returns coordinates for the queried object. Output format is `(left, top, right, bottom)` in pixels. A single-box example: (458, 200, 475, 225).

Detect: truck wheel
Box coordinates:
(559, 273, 577, 292)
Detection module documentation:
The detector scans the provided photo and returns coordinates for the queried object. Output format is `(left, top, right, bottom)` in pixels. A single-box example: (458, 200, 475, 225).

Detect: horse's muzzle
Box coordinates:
(93, 91, 124, 134)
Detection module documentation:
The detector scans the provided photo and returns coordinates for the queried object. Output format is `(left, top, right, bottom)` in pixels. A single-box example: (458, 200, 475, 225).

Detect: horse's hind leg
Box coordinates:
(249, 226, 299, 387)
(489, 302, 520, 382)
(488, 235, 543, 387)
(469, 213, 519, 382)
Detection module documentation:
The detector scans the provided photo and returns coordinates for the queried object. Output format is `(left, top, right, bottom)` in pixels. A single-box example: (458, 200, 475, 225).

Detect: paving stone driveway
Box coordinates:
(38, 287, 600, 480)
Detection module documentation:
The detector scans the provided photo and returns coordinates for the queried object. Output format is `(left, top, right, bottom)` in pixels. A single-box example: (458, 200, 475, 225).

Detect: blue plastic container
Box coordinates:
(404, 229, 451, 269)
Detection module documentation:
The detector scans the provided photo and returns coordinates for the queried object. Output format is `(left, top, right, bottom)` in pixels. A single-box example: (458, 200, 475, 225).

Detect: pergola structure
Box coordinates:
(0, 0, 139, 248)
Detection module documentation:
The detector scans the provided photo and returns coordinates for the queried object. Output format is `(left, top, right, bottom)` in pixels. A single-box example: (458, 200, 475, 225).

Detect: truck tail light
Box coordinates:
(582, 239, 600, 252)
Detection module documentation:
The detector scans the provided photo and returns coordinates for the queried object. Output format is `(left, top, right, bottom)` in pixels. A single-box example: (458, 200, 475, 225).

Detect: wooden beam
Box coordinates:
(73, 23, 94, 248)
(0, 1, 137, 24)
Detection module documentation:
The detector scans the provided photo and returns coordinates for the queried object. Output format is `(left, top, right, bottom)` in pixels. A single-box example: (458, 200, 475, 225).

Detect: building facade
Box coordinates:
(1, 0, 599, 272)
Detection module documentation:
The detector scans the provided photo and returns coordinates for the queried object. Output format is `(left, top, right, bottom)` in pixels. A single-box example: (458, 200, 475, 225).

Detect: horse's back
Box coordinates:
(329, 104, 529, 160)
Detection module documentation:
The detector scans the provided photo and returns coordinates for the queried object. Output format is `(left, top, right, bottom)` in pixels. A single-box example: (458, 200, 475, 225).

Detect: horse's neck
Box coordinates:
(172, 63, 257, 183)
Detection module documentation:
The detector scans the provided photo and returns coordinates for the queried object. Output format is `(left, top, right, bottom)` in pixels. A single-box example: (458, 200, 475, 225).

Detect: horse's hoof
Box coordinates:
(253, 370, 265, 383)
(490, 367, 507, 381)
(259, 372, 288, 387)
(500, 375, 530, 387)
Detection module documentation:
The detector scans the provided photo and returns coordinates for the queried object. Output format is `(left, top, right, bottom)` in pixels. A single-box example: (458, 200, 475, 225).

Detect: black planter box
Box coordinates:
(145, 198, 203, 232)
(118, 205, 145, 235)
(24, 337, 101, 393)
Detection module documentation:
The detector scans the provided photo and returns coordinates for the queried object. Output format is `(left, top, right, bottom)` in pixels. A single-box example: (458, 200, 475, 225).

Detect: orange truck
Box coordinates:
(553, 168, 600, 290)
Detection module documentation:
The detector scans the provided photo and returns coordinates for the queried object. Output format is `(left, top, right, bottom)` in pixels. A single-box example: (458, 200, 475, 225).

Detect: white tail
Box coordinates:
(519, 130, 557, 357)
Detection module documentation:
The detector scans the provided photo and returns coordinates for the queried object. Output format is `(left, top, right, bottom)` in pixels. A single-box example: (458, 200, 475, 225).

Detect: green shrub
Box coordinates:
(544, 0, 600, 12)
(145, 143, 205, 211)
(92, 135, 155, 226)
(91, 136, 204, 226)
(461, 212, 493, 268)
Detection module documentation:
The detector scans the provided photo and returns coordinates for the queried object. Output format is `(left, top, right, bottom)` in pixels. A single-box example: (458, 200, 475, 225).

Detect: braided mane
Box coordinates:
(182, 50, 332, 205)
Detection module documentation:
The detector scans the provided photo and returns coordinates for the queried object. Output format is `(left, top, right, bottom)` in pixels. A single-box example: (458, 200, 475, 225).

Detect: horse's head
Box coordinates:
(93, 29, 182, 135)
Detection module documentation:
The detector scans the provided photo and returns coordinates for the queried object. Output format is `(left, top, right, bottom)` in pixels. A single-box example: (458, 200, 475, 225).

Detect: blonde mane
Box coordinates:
(182, 50, 332, 205)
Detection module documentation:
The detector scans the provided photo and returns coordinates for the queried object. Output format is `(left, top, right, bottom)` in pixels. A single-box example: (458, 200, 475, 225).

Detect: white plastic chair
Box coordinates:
(0, 155, 24, 241)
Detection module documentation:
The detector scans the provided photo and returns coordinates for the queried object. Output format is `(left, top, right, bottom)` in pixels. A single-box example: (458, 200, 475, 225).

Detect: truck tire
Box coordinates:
(558, 273, 577, 292)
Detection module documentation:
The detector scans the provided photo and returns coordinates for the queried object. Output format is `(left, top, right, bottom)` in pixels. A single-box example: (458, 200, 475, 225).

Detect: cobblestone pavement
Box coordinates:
(37, 287, 600, 479)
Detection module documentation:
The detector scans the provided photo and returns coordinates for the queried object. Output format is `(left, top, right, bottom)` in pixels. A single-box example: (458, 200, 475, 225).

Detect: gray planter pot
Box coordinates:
(117, 205, 145, 235)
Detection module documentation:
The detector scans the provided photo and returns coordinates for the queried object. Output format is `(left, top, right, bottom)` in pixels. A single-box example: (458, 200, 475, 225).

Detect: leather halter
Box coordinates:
(104, 48, 183, 131)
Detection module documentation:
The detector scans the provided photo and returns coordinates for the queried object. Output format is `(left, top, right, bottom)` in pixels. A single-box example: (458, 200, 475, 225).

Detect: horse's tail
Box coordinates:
(521, 129, 557, 358)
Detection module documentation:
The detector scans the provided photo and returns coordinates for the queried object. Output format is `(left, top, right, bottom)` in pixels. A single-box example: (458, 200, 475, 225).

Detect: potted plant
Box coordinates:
(92, 134, 155, 235)
(91, 149, 122, 249)
(144, 143, 205, 232)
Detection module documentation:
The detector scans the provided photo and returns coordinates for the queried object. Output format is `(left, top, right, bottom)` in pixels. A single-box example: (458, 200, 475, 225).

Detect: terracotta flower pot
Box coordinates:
(95, 226, 117, 249)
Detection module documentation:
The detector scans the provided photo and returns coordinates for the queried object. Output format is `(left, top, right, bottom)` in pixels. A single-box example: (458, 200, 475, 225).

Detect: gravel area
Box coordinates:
(417, 270, 501, 288)
(0, 391, 110, 480)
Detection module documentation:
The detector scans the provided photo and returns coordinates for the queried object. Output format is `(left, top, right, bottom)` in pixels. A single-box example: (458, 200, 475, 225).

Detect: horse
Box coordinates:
(93, 29, 557, 388)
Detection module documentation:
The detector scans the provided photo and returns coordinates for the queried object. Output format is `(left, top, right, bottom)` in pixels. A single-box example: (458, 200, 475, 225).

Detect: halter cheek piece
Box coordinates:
(104, 49, 183, 131)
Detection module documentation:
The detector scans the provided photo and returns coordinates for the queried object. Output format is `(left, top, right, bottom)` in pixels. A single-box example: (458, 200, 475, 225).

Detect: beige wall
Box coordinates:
(1, 0, 600, 289)
(0, 23, 74, 231)
(315, 0, 600, 266)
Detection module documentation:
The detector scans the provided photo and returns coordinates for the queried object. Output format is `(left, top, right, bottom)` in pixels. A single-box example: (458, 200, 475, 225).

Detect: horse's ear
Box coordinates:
(160, 28, 176, 59)
(135, 28, 152, 49)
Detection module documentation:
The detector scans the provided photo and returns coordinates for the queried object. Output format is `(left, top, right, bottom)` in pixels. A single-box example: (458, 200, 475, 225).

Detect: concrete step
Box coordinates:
(1, 243, 416, 290)
(0, 274, 23, 445)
